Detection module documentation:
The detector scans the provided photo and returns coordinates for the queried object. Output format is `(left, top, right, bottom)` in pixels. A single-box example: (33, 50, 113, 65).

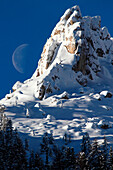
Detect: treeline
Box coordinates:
(0, 113, 113, 169)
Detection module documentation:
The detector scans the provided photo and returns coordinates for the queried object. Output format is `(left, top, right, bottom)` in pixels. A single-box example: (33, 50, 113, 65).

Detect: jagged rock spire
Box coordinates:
(32, 5, 113, 99)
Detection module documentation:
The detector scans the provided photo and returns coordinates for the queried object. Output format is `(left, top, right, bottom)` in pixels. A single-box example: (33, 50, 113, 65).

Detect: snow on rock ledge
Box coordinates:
(100, 91, 112, 98)
(12, 81, 23, 91)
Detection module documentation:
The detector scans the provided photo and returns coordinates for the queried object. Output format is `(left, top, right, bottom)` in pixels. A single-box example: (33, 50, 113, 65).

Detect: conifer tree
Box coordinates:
(52, 145, 65, 169)
(108, 146, 113, 169)
(4, 119, 14, 169)
(81, 132, 91, 156)
(29, 150, 35, 169)
(34, 152, 44, 169)
(0, 118, 27, 169)
(0, 130, 5, 169)
(25, 138, 29, 151)
(89, 139, 102, 169)
(70, 147, 76, 168)
(81, 134, 87, 153)
(63, 132, 68, 145)
(49, 131, 54, 144)
(5, 119, 13, 145)
(1, 113, 8, 131)
(78, 151, 89, 170)
(40, 132, 52, 167)
(68, 133, 71, 143)
(101, 136, 109, 169)
(64, 147, 76, 169)
(85, 132, 91, 156)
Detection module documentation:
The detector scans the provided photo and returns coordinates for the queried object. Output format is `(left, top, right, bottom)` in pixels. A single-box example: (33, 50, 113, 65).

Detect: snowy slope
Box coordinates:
(1, 5, 113, 149)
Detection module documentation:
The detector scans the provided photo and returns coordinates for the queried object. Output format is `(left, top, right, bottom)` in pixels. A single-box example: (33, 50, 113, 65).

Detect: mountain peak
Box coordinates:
(1, 5, 113, 101)
(60, 5, 82, 22)
(31, 5, 113, 99)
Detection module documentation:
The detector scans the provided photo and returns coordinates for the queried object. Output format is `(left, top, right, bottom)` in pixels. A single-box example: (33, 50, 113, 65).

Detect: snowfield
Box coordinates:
(1, 83, 113, 150)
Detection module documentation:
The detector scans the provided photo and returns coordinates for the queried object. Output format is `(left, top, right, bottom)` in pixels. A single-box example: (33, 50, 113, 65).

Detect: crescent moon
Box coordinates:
(12, 44, 29, 73)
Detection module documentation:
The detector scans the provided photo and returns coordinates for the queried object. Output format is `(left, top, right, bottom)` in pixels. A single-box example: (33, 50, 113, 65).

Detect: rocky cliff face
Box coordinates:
(33, 5, 113, 99)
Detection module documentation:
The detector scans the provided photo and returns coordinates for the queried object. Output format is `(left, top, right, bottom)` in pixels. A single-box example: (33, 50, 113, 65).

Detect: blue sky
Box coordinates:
(0, 0, 113, 99)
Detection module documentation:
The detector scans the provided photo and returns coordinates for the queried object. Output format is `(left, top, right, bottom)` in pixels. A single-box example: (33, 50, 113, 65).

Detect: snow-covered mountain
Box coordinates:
(1, 5, 113, 149)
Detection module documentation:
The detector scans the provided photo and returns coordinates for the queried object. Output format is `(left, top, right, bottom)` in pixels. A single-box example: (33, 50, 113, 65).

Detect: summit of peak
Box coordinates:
(60, 5, 82, 23)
